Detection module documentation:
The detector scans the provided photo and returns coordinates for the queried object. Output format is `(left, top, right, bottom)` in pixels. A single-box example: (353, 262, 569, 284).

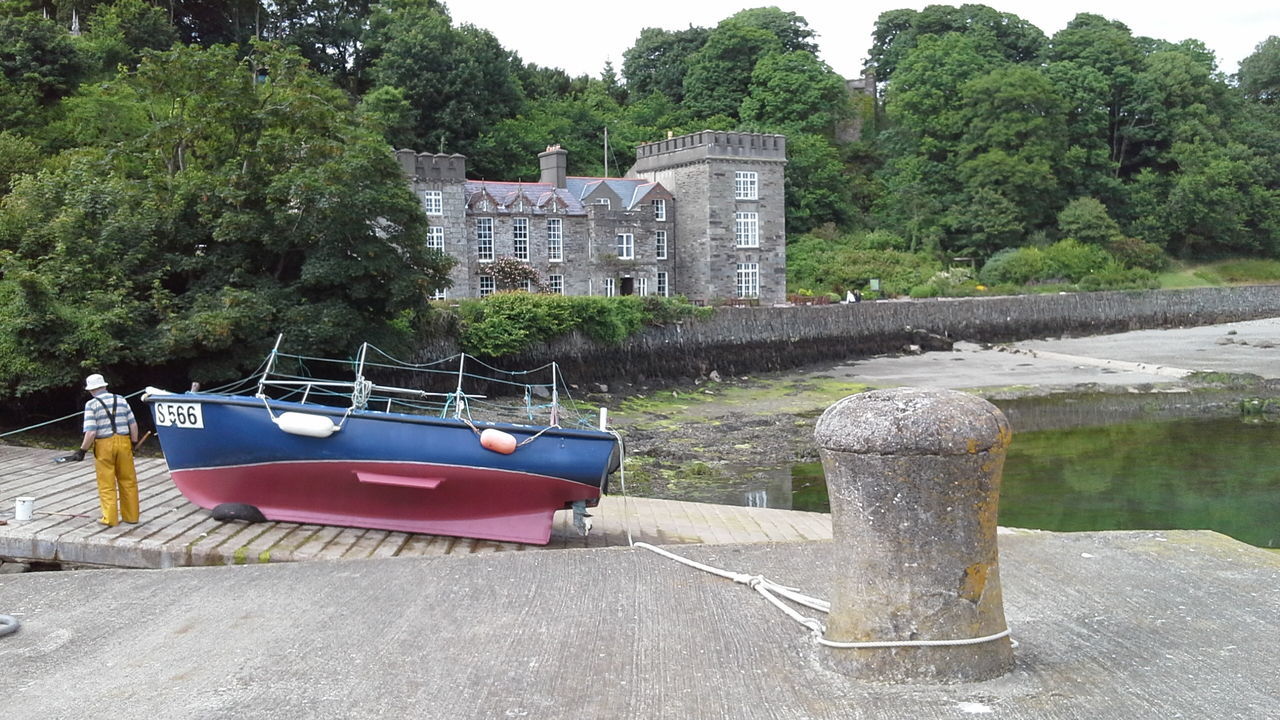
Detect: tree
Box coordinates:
(1129, 140, 1280, 258)
(0, 12, 86, 134)
(956, 64, 1067, 232)
(76, 0, 178, 77)
(868, 4, 1046, 82)
(0, 41, 452, 395)
(781, 132, 855, 234)
(740, 51, 850, 138)
(682, 21, 781, 121)
(722, 7, 817, 54)
(622, 25, 707, 103)
(1238, 36, 1280, 104)
(1058, 197, 1121, 244)
(266, 0, 376, 96)
(365, 0, 523, 157)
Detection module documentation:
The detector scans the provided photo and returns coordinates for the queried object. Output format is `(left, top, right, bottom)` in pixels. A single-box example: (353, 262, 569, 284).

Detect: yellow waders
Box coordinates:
(94, 434, 139, 526)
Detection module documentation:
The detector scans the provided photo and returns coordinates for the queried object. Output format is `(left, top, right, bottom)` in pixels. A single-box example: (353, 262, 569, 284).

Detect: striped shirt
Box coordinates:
(82, 393, 136, 438)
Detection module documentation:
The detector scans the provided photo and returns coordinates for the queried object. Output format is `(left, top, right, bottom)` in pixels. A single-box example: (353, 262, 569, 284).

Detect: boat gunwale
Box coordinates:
(142, 391, 617, 442)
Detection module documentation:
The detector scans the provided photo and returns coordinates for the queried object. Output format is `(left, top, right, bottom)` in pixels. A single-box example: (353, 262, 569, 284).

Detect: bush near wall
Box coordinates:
(452, 293, 711, 357)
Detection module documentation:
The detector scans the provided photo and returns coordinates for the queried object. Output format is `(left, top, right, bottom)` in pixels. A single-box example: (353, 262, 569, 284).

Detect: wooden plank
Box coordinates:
(0, 445, 834, 569)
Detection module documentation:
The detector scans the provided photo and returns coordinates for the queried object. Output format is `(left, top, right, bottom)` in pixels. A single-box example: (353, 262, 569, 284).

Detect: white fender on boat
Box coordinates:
(274, 411, 338, 438)
(480, 428, 517, 454)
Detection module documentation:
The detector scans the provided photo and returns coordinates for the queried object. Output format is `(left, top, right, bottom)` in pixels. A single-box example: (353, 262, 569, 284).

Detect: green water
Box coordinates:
(789, 415, 1280, 548)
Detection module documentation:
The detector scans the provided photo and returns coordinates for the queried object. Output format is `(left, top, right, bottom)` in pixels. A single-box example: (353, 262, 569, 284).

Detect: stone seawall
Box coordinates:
(419, 286, 1280, 386)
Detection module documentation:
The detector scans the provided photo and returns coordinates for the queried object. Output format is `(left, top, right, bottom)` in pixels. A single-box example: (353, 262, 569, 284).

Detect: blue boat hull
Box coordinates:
(144, 394, 620, 544)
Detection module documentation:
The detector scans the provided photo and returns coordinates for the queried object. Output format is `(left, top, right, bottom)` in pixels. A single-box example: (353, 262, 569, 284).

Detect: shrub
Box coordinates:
(979, 247, 1050, 285)
(455, 294, 707, 357)
(1106, 236, 1168, 272)
(786, 232, 940, 297)
(1058, 197, 1121, 245)
(1077, 265, 1160, 291)
(1042, 239, 1114, 282)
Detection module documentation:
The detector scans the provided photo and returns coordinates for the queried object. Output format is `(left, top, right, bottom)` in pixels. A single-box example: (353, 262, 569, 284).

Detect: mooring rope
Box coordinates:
(630, 541, 1013, 649)
(0, 614, 19, 638)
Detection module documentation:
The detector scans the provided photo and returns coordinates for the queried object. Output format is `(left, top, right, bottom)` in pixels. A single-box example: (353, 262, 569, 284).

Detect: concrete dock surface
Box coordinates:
(3, 317, 1280, 717)
(1, 529, 1277, 719)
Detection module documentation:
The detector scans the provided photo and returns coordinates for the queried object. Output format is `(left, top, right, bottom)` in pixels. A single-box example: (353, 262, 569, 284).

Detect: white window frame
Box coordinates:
(603, 278, 615, 297)
(547, 218, 563, 262)
(652, 199, 666, 221)
(734, 171, 758, 200)
(593, 198, 611, 209)
(513, 217, 529, 261)
(430, 287, 447, 301)
(655, 230, 667, 260)
(476, 217, 494, 261)
(426, 226, 444, 251)
(424, 190, 443, 215)
(736, 262, 760, 299)
(636, 277, 649, 296)
(616, 233, 634, 260)
(656, 271, 668, 297)
(478, 275, 495, 297)
(548, 274, 564, 295)
(735, 212, 759, 248)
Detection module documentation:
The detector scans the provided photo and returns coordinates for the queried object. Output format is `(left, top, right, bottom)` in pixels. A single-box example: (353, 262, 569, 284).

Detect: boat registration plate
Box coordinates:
(153, 402, 205, 429)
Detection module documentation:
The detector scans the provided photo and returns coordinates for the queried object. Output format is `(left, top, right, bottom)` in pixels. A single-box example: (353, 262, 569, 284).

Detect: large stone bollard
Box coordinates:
(814, 387, 1014, 683)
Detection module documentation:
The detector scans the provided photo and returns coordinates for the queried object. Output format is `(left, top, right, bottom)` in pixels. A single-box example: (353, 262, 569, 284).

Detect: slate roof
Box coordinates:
(463, 181, 584, 214)
(564, 177, 663, 208)
(464, 177, 666, 214)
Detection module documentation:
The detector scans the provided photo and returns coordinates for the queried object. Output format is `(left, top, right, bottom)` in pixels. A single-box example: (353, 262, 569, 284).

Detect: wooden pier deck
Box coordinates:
(0, 445, 832, 569)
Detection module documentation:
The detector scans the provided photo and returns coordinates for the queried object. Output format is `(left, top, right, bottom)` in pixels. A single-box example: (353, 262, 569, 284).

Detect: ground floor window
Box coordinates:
(636, 277, 649, 296)
(656, 271, 668, 297)
(603, 277, 615, 297)
(736, 263, 759, 299)
(478, 275, 495, 297)
(548, 274, 564, 294)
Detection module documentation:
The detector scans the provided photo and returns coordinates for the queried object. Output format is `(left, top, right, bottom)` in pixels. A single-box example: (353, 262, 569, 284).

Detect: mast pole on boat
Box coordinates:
(453, 354, 467, 418)
(550, 362, 560, 426)
(256, 333, 284, 397)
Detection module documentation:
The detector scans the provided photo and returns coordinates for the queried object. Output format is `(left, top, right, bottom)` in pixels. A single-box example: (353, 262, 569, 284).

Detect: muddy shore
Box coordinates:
(602, 318, 1280, 484)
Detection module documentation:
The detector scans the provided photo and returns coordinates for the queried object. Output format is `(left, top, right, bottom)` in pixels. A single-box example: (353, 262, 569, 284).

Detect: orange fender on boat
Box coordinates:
(480, 428, 517, 454)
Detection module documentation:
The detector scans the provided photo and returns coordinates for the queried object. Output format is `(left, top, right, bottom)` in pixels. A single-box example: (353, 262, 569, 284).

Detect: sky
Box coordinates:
(447, 1, 1278, 80)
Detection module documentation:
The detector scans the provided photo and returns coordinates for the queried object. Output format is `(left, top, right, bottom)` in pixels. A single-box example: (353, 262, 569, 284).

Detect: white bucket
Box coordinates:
(14, 497, 34, 522)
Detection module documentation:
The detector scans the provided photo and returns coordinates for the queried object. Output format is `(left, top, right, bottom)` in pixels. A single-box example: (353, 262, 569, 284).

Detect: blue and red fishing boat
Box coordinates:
(143, 338, 621, 545)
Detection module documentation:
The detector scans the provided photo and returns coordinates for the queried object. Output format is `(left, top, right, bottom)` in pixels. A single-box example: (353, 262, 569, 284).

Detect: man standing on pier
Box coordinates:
(74, 374, 141, 526)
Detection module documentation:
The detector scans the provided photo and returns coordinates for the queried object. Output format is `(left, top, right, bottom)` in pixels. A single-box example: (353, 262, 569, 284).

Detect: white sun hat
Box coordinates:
(84, 373, 108, 391)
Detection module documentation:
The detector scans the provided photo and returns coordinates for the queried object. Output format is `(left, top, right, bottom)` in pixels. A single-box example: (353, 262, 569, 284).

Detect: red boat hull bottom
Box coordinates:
(171, 460, 602, 545)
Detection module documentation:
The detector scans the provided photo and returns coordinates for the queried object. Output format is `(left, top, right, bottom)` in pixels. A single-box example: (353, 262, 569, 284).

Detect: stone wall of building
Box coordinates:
(629, 131, 787, 305)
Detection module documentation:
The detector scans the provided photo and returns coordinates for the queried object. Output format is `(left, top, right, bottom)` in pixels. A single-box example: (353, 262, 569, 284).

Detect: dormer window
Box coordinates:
(593, 198, 611, 209)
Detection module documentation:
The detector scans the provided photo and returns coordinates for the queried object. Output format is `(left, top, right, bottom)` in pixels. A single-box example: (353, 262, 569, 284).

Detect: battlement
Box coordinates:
(396, 149, 467, 182)
(630, 130, 786, 174)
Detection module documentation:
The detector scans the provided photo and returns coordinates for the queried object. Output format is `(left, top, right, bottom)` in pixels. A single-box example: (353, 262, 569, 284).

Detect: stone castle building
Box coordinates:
(396, 130, 787, 304)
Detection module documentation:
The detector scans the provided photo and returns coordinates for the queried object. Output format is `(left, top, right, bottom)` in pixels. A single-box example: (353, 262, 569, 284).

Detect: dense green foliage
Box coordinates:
(1, 1, 1279, 398)
(454, 293, 711, 357)
(0, 37, 451, 394)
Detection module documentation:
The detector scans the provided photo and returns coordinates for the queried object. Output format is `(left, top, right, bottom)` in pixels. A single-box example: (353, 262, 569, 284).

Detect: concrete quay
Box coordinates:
(0, 445, 831, 569)
(0, 529, 1276, 719)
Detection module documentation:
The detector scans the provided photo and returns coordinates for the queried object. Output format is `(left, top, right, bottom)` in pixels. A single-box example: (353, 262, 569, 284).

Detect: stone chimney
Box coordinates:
(538, 145, 568, 188)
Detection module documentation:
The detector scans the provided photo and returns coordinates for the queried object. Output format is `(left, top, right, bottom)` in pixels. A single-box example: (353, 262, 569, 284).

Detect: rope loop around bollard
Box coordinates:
(0, 614, 20, 638)
(631, 542, 1014, 651)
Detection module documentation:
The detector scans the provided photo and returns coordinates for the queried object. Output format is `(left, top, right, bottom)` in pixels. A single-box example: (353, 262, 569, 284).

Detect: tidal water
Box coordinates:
(660, 407, 1280, 549)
